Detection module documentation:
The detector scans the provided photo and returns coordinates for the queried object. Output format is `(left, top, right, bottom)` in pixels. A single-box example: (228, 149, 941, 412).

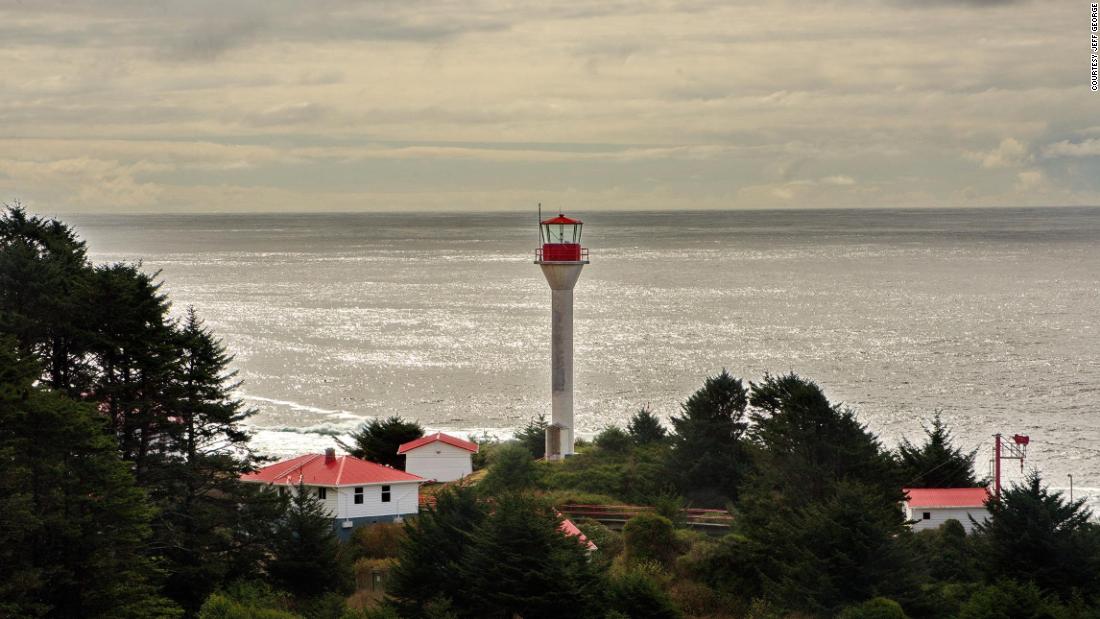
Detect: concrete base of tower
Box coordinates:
(536, 260, 586, 460)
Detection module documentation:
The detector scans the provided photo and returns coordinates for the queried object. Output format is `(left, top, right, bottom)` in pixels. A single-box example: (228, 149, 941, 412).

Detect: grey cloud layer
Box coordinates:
(0, 0, 1095, 212)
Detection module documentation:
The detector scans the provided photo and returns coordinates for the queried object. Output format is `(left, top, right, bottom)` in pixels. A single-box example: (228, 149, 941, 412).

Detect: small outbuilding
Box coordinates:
(241, 448, 424, 540)
(902, 487, 991, 533)
(397, 432, 479, 482)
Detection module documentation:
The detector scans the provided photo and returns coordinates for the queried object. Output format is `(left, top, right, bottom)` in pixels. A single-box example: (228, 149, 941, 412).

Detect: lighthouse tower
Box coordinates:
(535, 212, 589, 460)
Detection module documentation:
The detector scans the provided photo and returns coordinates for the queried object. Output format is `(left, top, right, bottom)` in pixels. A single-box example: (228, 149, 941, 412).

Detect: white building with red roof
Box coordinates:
(902, 487, 991, 533)
(397, 432, 479, 482)
(241, 448, 424, 539)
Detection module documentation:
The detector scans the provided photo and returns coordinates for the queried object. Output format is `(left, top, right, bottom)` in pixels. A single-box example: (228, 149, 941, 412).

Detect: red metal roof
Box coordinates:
(397, 432, 479, 454)
(558, 516, 597, 551)
(540, 214, 582, 225)
(902, 487, 990, 508)
(240, 453, 424, 486)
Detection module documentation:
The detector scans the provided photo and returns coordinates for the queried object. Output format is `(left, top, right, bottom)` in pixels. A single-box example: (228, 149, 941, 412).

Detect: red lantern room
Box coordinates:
(536, 213, 589, 263)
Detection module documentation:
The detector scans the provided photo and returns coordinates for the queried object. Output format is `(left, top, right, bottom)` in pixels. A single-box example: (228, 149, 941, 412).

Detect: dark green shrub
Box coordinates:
(623, 513, 677, 567)
(958, 580, 1063, 619)
(595, 426, 632, 453)
(349, 523, 405, 560)
(838, 597, 909, 619)
(479, 443, 539, 495)
(608, 568, 682, 619)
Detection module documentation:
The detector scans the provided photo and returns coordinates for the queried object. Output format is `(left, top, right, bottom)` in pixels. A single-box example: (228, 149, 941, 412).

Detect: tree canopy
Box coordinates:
(626, 406, 667, 445)
(897, 413, 980, 488)
(667, 369, 750, 504)
(344, 415, 424, 469)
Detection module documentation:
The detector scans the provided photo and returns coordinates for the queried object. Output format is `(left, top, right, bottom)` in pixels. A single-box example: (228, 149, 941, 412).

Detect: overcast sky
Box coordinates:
(1, 0, 1097, 212)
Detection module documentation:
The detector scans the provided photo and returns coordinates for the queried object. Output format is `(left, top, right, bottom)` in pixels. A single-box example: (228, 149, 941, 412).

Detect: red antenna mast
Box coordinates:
(992, 433, 1029, 500)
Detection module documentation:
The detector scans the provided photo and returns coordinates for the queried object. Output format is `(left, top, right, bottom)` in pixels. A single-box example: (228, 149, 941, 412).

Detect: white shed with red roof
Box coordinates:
(397, 432, 478, 482)
(902, 487, 991, 533)
(241, 448, 424, 539)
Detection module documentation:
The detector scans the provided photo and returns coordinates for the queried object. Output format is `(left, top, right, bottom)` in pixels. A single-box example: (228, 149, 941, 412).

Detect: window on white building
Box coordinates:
(317, 487, 327, 500)
(381, 485, 391, 503)
(922, 512, 931, 520)
(354, 487, 364, 504)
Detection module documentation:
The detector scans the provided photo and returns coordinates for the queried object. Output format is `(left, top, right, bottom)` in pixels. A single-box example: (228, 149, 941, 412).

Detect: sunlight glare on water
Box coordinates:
(68, 207, 1100, 507)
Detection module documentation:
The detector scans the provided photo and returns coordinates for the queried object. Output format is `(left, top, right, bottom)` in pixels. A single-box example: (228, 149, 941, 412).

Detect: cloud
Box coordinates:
(1042, 138, 1100, 159)
(0, 0, 1093, 211)
(0, 157, 164, 208)
(242, 102, 325, 127)
(967, 138, 1032, 169)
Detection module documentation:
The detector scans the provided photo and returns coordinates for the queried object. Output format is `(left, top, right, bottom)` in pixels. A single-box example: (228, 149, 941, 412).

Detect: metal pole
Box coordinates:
(994, 433, 1002, 501)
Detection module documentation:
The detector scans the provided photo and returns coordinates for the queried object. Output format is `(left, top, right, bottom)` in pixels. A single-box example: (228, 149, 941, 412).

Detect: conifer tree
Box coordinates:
(268, 483, 351, 599)
(746, 373, 901, 510)
(84, 262, 178, 482)
(388, 484, 488, 616)
(457, 493, 605, 619)
(155, 307, 264, 611)
(627, 405, 667, 445)
(668, 369, 750, 504)
(479, 443, 539, 495)
(972, 474, 1100, 599)
(0, 337, 180, 618)
(897, 413, 979, 488)
(343, 415, 424, 468)
(749, 482, 922, 616)
(0, 205, 93, 395)
(514, 413, 549, 458)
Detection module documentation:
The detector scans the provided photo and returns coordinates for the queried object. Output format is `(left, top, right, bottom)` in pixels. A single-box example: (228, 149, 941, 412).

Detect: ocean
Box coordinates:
(65, 207, 1100, 506)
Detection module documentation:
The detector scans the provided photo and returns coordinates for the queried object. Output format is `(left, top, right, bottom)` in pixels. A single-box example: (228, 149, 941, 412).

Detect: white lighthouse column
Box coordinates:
(539, 263, 584, 459)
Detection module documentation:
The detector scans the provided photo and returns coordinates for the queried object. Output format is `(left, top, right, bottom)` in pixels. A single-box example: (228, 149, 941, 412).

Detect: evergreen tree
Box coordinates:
(746, 373, 902, 510)
(0, 337, 180, 618)
(627, 405, 667, 445)
(155, 307, 265, 612)
(749, 482, 923, 616)
(514, 413, 548, 458)
(268, 483, 351, 599)
(594, 425, 632, 453)
(607, 568, 683, 619)
(668, 369, 750, 504)
(0, 205, 93, 395)
(84, 262, 178, 483)
(343, 415, 423, 469)
(479, 443, 539, 495)
(457, 493, 605, 619)
(897, 413, 979, 488)
(971, 474, 1100, 599)
(388, 485, 488, 617)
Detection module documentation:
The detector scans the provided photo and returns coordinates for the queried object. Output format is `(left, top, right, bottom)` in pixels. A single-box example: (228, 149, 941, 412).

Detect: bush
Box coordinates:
(467, 432, 500, 471)
(349, 523, 405, 560)
(607, 567, 683, 619)
(623, 513, 678, 567)
(478, 443, 538, 495)
(958, 580, 1064, 619)
(675, 532, 762, 599)
(296, 593, 349, 619)
(666, 580, 722, 618)
(576, 519, 624, 567)
(595, 426, 632, 453)
(539, 444, 673, 505)
(199, 594, 300, 619)
(838, 598, 909, 619)
(541, 488, 620, 507)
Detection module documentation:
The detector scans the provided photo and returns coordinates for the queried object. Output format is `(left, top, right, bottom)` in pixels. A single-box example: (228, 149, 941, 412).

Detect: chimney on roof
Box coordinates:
(325, 448, 336, 464)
